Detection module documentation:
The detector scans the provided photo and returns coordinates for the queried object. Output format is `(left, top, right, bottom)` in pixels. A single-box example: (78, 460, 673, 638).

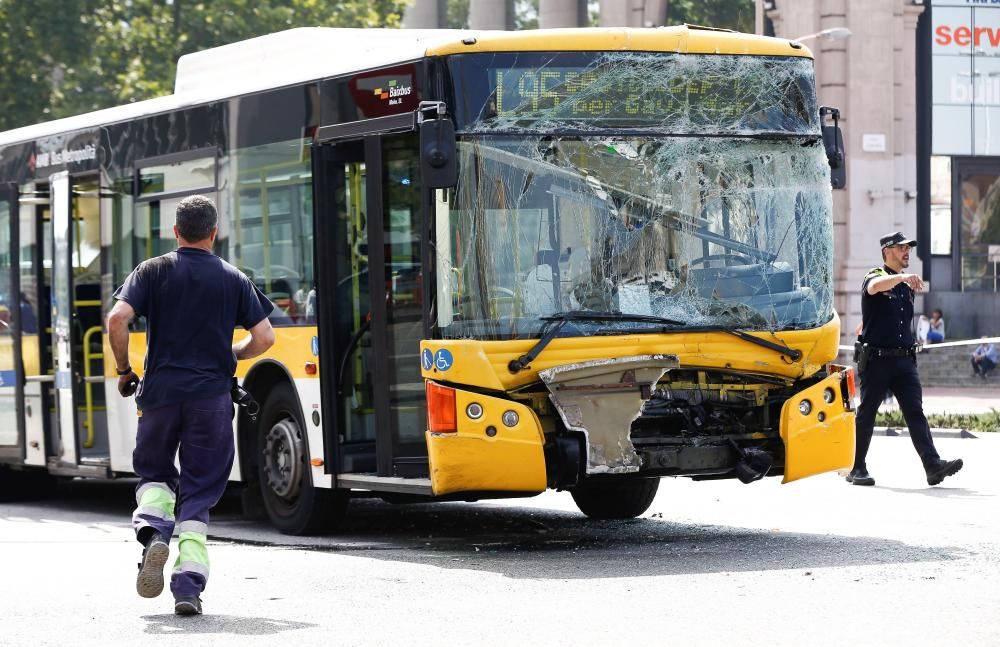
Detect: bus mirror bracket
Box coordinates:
(820, 106, 846, 190)
(418, 101, 457, 189)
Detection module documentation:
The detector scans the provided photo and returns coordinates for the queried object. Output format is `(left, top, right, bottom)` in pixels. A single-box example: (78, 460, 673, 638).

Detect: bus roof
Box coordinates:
(0, 26, 811, 149)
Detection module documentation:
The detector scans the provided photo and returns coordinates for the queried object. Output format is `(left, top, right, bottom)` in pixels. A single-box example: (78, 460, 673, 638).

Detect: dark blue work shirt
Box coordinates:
(860, 265, 914, 348)
(113, 247, 273, 411)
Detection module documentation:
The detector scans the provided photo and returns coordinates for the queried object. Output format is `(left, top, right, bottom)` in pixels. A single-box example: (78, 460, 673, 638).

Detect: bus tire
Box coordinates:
(257, 383, 348, 535)
(570, 477, 659, 520)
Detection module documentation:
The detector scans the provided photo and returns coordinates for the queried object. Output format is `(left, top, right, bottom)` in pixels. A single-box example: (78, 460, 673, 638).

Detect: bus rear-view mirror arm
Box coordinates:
(820, 106, 846, 190)
(418, 101, 458, 189)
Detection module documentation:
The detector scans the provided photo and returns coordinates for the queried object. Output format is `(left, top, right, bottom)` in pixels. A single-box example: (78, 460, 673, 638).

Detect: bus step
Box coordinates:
(336, 474, 433, 495)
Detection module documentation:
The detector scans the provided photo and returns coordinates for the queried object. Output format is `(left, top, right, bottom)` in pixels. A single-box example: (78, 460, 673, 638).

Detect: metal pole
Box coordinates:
(755, 0, 764, 35)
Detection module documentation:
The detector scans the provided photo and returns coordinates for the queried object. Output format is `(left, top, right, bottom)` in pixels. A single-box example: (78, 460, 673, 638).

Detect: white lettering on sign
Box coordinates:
(862, 133, 887, 153)
(35, 144, 97, 169)
(950, 75, 1000, 105)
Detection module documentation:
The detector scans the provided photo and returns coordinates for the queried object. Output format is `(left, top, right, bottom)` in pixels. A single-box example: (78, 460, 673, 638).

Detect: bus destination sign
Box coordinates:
(493, 66, 753, 123)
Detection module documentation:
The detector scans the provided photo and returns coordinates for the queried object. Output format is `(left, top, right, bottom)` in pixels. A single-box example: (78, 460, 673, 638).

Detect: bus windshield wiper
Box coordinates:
(699, 326, 803, 362)
(507, 311, 684, 374)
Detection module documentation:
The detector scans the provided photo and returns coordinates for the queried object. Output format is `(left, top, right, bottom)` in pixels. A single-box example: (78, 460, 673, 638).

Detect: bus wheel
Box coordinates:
(257, 383, 347, 535)
(570, 477, 660, 520)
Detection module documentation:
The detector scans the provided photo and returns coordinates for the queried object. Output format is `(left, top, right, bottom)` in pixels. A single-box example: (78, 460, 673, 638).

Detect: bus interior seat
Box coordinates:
(689, 261, 794, 299)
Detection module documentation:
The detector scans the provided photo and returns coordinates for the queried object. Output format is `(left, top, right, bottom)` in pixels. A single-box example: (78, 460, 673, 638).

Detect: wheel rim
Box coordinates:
(262, 417, 304, 500)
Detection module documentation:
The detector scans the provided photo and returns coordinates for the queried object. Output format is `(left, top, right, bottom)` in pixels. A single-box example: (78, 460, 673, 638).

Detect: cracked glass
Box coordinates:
(437, 51, 833, 339)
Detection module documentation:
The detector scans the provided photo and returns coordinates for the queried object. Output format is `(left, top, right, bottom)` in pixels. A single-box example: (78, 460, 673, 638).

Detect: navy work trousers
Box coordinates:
(132, 392, 234, 598)
(853, 355, 940, 472)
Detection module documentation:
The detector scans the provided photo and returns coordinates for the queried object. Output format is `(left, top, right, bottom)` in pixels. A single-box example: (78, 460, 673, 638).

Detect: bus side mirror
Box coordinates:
(419, 113, 457, 189)
(820, 106, 846, 190)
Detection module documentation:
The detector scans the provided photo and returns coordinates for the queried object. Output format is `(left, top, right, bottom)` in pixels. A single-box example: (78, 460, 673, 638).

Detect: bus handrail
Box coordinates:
(82, 325, 103, 449)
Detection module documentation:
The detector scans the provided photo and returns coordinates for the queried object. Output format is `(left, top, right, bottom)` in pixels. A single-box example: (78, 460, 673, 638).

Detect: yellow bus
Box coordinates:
(0, 25, 855, 534)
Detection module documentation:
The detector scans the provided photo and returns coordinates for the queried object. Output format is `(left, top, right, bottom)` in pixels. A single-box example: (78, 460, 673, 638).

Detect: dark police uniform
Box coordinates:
(854, 265, 941, 473)
(114, 247, 272, 601)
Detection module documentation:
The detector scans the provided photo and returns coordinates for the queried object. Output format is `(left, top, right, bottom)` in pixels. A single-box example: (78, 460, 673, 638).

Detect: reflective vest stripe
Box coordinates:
(173, 560, 210, 578)
(134, 504, 175, 522)
(176, 520, 208, 535)
(173, 530, 210, 578)
(135, 482, 174, 506)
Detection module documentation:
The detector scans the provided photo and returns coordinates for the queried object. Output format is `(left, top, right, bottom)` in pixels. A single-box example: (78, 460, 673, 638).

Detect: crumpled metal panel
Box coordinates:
(540, 354, 680, 474)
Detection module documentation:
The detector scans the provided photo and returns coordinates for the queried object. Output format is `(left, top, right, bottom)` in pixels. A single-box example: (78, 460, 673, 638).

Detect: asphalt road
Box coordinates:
(1, 434, 997, 646)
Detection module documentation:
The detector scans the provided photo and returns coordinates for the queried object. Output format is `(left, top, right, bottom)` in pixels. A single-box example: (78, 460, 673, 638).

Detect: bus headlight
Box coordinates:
(798, 399, 812, 416)
(466, 402, 484, 420)
(501, 410, 519, 427)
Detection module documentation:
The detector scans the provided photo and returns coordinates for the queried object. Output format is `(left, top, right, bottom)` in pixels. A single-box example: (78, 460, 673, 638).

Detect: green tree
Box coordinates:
(666, 0, 755, 32)
(1, 0, 410, 130)
(0, 0, 99, 130)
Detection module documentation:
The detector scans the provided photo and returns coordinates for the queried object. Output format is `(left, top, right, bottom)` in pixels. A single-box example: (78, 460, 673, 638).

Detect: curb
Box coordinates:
(874, 426, 977, 439)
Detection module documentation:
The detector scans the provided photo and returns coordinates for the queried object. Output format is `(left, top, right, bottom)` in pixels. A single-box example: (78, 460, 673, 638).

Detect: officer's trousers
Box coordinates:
(131, 392, 234, 599)
(854, 355, 940, 471)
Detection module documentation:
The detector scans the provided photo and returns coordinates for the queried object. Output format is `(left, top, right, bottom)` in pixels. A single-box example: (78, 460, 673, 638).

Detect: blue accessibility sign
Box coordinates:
(434, 349, 454, 371)
(421, 348, 433, 371)
(311, 336, 319, 357)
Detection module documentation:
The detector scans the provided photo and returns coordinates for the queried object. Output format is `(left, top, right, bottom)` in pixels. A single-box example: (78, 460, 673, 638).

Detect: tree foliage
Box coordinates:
(0, 0, 409, 131)
(0, 0, 757, 132)
(666, 0, 756, 33)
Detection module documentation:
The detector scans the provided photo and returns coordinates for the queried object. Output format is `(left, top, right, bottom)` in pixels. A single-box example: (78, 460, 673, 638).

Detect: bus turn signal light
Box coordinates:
(844, 367, 857, 401)
(426, 381, 457, 434)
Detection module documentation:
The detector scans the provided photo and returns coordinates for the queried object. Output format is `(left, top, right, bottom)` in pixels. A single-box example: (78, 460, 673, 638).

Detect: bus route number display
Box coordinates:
(493, 66, 753, 122)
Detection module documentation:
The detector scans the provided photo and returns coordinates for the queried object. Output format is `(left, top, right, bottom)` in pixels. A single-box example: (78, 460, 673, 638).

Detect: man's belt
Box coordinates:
(869, 345, 918, 358)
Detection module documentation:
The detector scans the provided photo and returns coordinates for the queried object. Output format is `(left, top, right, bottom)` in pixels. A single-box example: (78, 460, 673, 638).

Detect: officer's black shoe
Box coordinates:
(926, 458, 963, 486)
(136, 532, 169, 599)
(845, 468, 875, 486)
(174, 596, 203, 616)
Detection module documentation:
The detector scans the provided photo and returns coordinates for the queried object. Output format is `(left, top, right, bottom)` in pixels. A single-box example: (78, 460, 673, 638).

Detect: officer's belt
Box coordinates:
(868, 345, 918, 358)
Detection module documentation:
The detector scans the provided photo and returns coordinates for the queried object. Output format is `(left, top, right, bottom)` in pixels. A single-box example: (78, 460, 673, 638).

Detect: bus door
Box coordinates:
(313, 127, 429, 480)
(49, 171, 109, 472)
(0, 182, 25, 463)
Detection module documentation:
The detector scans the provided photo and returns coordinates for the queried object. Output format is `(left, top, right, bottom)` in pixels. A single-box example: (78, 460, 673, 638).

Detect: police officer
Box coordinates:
(850, 231, 963, 487)
(107, 195, 275, 615)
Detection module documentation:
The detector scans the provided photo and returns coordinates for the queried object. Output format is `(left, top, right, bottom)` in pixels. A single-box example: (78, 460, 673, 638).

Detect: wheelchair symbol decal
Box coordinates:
(433, 349, 453, 371)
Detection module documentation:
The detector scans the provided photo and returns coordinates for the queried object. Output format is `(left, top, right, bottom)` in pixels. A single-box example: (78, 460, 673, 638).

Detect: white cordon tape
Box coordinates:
(837, 337, 1000, 353)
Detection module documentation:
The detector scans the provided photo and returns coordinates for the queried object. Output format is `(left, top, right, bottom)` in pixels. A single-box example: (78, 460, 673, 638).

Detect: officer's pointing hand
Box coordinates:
(118, 371, 139, 397)
(904, 274, 924, 292)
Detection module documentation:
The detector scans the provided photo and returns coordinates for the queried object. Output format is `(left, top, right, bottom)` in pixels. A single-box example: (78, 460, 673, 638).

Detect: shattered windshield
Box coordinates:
(448, 51, 819, 135)
(435, 52, 833, 339)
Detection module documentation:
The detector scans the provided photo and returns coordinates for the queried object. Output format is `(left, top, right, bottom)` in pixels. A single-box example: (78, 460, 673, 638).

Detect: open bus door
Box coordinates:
(312, 119, 431, 494)
(46, 172, 110, 476)
(0, 182, 26, 464)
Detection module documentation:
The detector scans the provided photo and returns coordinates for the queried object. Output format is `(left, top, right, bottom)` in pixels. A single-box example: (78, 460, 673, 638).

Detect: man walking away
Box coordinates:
(849, 232, 962, 488)
(107, 195, 275, 615)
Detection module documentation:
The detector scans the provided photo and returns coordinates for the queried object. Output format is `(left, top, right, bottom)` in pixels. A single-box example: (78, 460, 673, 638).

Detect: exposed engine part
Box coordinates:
(540, 354, 680, 475)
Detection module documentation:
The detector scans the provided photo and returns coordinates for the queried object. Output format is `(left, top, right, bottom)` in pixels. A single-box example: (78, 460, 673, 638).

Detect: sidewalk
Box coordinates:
(882, 386, 1000, 415)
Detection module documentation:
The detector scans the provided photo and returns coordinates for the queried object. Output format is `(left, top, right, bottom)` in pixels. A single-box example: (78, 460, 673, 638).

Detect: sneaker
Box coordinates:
(926, 458, 963, 486)
(845, 468, 875, 486)
(174, 596, 203, 616)
(136, 533, 169, 598)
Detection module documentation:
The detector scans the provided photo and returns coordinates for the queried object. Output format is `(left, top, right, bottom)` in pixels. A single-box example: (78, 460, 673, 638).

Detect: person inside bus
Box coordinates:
(107, 195, 275, 617)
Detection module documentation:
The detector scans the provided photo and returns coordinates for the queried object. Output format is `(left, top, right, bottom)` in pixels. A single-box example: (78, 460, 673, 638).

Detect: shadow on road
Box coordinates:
(142, 614, 315, 635)
(875, 486, 989, 499)
(222, 496, 964, 580)
(1, 479, 969, 581)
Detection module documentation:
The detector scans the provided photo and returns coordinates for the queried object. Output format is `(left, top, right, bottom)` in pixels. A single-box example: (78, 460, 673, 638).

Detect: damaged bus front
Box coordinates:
(420, 45, 855, 517)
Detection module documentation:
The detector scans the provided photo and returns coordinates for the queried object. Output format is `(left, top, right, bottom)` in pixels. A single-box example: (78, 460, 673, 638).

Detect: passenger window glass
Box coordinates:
(228, 140, 314, 325)
(138, 154, 216, 196)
